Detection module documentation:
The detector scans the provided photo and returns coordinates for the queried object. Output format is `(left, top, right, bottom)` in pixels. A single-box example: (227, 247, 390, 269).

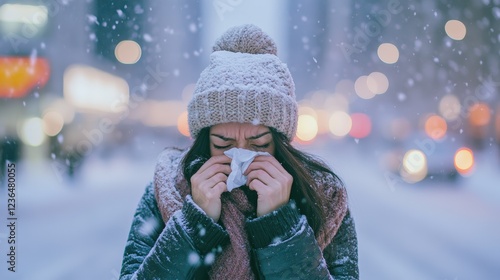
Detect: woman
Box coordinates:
(119, 24, 358, 279)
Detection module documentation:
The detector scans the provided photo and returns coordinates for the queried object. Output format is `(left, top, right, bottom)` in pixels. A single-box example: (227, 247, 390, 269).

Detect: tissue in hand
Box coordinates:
(223, 148, 270, 191)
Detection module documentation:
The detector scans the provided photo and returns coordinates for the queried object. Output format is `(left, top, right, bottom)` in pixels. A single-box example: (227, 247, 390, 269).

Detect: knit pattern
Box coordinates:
(188, 24, 298, 140)
(209, 190, 255, 279)
(213, 24, 277, 55)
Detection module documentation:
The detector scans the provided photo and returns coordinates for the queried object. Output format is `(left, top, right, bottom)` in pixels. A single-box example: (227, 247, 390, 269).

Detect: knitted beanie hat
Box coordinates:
(187, 24, 298, 140)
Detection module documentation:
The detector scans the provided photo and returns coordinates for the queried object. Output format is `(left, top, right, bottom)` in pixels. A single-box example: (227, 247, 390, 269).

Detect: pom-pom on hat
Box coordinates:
(188, 24, 298, 140)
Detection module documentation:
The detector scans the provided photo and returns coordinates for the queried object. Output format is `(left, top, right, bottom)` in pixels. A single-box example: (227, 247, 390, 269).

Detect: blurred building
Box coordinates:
(0, 0, 498, 181)
(0, 0, 202, 175)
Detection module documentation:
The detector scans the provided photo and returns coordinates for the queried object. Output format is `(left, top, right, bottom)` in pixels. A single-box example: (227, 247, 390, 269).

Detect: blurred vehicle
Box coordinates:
(382, 132, 472, 183)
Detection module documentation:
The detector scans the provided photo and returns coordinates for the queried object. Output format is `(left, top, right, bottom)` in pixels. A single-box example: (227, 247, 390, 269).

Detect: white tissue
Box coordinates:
(223, 148, 270, 191)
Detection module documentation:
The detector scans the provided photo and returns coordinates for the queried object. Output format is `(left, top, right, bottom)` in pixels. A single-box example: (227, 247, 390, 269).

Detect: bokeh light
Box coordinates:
(400, 149, 428, 183)
(454, 147, 474, 175)
(42, 111, 64, 136)
(0, 57, 51, 98)
(349, 113, 372, 139)
(329, 111, 352, 137)
(325, 93, 349, 112)
(44, 99, 75, 124)
(316, 109, 331, 135)
(115, 40, 142, 64)
(335, 79, 355, 96)
(138, 100, 185, 127)
(64, 65, 130, 113)
(367, 72, 389, 94)
(19, 117, 45, 146)
(496, 104, 500, 143)
(298, 106, 318, 119)
(425, 115, 447, 140)
(177, 111, 190, 137)
(469, 103, 491, 126)
(438, 94, 461, 121)
(445, 20, 467, 40)
(296, 114, 318, 142)
(310, 90, 329, 108)
(0, 4, 48, 26)
(377, 43, 399, 64)
(355, 75, 376, 99)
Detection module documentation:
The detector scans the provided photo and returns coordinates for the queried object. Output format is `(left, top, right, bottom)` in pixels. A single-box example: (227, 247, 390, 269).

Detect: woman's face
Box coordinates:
(209, 123, 275, 156)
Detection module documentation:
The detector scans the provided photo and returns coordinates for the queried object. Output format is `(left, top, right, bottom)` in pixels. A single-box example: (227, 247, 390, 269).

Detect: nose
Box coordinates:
(236, 141, 249, 150)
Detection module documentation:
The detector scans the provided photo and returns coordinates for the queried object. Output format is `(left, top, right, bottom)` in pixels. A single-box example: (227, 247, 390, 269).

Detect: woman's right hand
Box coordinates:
(190, 155, 231, 222)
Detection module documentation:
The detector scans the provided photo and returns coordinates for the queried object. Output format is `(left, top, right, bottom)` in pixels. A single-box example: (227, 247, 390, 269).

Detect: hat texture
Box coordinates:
(188, 24, 298, 140)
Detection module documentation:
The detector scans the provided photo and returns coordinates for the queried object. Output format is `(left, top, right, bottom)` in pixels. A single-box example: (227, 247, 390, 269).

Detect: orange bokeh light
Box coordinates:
(469, 103, 491, 126)
(177, 111, 190, 137)
(454, 147, 474, 175)
(425, 115, 447, 140)
(0, 57, 50, 98)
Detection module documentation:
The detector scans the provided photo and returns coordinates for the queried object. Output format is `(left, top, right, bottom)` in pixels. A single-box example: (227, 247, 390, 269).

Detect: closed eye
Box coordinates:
(253, 143, 270, 149)
(213, 144, 232, 150)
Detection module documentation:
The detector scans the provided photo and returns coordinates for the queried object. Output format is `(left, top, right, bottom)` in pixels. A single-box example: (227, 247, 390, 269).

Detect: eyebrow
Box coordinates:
(210, 131, 271, 141)
(247, 131, 271, 140)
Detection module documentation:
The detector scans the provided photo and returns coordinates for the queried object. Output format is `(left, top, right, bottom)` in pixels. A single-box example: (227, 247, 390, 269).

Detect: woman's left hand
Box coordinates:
(245, 156, 293, 217)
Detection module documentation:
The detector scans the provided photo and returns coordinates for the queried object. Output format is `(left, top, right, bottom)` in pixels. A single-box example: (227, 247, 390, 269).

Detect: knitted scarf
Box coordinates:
(154, 148, 348, 279)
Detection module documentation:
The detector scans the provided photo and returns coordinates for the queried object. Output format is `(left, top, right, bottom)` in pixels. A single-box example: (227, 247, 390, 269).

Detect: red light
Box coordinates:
(349, 113, 372, 139)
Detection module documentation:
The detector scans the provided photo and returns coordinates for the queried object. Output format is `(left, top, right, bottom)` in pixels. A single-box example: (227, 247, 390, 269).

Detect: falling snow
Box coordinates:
(189, 23, 197, 33)
(407, 79, 414, 87)
(493, 7, 500, 19)
(30, 49, 37, 66)
(87, 14, 99, 25)
(143, 33, 153, 42)
(3, 3, 500, 279)
(134, 4, 144, 14)
(139, 217, 159, 237)
(188, 252, 200, 266)
(204, 252, 215, 265)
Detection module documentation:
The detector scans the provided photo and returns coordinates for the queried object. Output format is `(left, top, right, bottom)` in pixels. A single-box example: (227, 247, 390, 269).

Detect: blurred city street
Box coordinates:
(1, 0, 500, 279)
(1, 141, 499, 280)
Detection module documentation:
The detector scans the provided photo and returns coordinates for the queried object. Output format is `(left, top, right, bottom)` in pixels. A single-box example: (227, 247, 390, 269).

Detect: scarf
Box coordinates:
(153, 148, 348, 279)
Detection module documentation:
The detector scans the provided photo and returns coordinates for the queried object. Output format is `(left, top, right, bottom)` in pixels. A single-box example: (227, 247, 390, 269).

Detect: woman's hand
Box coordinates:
(190, 155, 231, 222)
(245, 156, 293, 217)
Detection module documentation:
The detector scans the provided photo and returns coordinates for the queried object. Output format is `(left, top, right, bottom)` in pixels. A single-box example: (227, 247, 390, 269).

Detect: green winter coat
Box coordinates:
(119, 148, 359, 279)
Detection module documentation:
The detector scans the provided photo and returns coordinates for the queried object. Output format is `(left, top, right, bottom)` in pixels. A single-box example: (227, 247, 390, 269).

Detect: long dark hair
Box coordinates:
(181, 126, 343, 235)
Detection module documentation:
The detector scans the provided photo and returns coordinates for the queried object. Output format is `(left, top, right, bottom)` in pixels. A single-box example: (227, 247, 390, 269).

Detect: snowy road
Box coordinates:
(1, 143, 499, 280)
(317, 142, 500, 280)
